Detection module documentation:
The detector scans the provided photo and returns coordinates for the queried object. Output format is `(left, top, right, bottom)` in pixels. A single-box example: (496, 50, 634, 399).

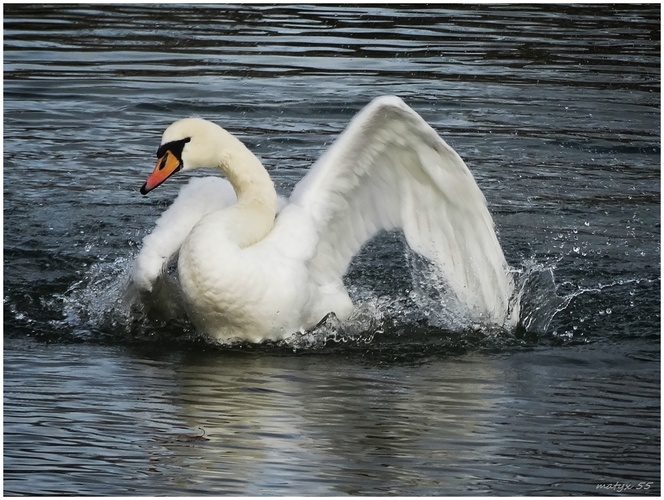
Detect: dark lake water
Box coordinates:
(3, 4, 660, 496)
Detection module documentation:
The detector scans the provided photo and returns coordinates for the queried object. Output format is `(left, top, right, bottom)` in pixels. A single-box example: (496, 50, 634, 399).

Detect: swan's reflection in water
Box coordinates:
(156, 352, 501, 495)
(6, 341, 658, 495)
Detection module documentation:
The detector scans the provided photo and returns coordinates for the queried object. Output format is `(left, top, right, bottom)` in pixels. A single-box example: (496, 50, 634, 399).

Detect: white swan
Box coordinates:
(132, 96, 517, 343)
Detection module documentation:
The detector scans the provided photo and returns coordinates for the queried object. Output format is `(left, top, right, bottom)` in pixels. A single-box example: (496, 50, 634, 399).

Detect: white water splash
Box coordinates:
(46, 243, 634, 348)
(52, 257, 137, 336)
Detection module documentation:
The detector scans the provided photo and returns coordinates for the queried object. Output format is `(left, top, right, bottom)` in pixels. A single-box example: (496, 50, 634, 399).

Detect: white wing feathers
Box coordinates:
(132, 177, 237, 292)
(290, 96, 515, 326)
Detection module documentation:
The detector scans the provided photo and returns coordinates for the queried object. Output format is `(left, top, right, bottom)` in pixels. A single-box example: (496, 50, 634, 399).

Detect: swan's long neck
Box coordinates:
(206, 127, 277, 248)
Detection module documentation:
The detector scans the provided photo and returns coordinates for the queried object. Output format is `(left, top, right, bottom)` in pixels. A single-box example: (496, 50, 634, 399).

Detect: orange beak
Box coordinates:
(140, 150, 182, 195)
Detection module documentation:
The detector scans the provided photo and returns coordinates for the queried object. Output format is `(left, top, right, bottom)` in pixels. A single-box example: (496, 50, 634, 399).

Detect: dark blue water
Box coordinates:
(4, 4, 660, 495)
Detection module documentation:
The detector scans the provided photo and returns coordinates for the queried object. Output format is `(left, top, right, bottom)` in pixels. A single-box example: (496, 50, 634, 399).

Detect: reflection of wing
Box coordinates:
(291, 96, 515, 326)
(132, 177, 236, 292)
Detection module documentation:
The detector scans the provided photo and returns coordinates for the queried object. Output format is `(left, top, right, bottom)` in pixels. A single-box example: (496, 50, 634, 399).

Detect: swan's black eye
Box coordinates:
(156, 137, 191, 159)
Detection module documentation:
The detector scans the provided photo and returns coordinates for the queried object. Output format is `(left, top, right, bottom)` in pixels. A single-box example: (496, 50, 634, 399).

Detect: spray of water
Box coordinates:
(42, 245, 633, 350)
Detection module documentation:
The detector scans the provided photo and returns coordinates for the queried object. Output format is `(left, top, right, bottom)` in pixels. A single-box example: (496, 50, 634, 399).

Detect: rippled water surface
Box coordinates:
(4, 4, 660, 496)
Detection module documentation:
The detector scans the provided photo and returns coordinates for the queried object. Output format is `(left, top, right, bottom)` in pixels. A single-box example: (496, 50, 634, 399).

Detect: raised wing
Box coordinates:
(290, 96, 516, 327)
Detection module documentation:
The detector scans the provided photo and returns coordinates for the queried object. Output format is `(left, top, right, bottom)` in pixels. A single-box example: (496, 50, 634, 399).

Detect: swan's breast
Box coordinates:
(176, 213, 313, 342)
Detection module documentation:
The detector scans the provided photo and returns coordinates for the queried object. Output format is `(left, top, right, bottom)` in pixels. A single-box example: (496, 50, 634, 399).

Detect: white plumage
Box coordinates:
(132, 96, 517, 343)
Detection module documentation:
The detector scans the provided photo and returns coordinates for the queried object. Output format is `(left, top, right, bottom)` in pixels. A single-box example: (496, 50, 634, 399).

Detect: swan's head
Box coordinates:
(140, 118, 227, 195)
